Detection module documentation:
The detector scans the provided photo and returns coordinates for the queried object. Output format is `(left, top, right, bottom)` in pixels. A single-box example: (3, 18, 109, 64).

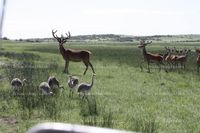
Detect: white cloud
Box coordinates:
(84, 8, 194, 16)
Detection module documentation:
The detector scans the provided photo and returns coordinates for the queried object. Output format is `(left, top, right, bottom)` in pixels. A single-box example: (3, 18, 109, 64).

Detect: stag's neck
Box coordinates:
(141, 47, 148, 59)
(59, 44, 68, 59)
(59, 44, 66, 53)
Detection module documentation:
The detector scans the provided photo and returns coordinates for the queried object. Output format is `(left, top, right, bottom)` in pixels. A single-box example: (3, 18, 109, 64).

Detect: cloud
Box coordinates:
(83, 9, 194, 16)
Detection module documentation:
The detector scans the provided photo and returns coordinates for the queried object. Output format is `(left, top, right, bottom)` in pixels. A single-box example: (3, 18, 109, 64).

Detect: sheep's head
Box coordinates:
(48, 76, 60, 87)
(23, 79, 27, 83)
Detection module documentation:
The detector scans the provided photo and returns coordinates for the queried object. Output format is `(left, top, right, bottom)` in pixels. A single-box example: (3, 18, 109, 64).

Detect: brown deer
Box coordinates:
(196, 49, 200, 73)
(172, 49, 191, 69)
(164, 47, 180, 69)
(138, 40, 164, 72)
(52, 30, 95, 75)
(164, 47, 173, 68)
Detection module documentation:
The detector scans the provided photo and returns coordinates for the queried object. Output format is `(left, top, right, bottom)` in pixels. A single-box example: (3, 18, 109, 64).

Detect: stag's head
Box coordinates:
(52, 30, 71, 45)
(138, 40, 152, 48)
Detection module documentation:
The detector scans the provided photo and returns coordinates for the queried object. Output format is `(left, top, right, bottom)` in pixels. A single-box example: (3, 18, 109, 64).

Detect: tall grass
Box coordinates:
(129, 117, 158, 133)
(1, 41, 200, 133)
(80, 96, 114, 128)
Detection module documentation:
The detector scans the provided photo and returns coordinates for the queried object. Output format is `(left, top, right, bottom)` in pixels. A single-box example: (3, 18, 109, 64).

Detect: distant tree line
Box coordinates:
(1, 34, 200, 43)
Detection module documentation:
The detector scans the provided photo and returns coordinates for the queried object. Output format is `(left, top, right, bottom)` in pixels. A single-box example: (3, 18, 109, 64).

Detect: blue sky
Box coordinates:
(1, 0, 200, 39)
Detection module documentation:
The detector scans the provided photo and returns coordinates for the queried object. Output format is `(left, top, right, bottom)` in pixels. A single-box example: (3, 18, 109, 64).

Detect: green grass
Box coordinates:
(0, 40, 200, 133)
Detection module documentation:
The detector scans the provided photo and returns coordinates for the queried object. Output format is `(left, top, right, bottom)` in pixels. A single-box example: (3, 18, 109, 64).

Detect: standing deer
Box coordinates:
(196, 49, 200, 73)
(164, 47, 173, 68)
(52, 30, 95, 75)
(138, 40, 164, 73)
(173, 49, 191, 69)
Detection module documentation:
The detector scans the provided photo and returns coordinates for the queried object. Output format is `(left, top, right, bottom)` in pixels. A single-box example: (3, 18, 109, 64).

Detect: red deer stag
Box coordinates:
(52, 30, 95, 75)
(138, 40, 164, 73)
(196, 49, 200, 73)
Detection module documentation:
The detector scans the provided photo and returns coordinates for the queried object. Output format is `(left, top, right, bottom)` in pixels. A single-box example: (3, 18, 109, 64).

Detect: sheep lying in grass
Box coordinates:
(39, 76, 63, 95)
(39, 82, 53, 96)
(48, 76, 64, 93)
(48, 76, 60, 88)
(67, 75, 79, 97)
(11, 78, 27, 92)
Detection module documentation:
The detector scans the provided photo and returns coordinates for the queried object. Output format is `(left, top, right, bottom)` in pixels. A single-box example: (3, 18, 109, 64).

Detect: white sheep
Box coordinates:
(11, 78, 27, 91)
(39, 82, 53, 95)
(48, 76, 59, 88)
(67, 75, 79, 96)
(47, 76, 64, 93)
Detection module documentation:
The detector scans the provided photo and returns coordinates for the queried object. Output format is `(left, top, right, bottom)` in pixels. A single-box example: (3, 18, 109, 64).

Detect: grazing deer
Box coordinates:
(164, 47, 173, 68)
(196, 49, 200, 73)
(138, 40, 163, 72)
(173, 49, 191, 69)
(52, 30, 95, 75)
(164, 47, 180, 69)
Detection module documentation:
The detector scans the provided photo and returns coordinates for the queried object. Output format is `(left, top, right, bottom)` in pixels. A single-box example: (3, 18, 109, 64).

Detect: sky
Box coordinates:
(1, 0, 200, 39)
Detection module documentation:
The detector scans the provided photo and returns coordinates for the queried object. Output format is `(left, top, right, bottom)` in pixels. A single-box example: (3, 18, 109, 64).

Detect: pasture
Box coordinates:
(0, 40, 200, 133)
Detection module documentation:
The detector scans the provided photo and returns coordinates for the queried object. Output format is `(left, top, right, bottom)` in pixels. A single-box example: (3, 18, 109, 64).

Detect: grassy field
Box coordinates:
(0, 40, 200, 133)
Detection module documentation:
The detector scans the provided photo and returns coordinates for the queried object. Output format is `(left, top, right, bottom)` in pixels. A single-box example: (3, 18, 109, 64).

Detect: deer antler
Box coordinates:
(139, 40, 145, 45)
(65, 31, 71, 39)
(140, 40, 152, 46)
(143, 40, 152, 45)
(52, 30, 59, 40)
(145, 41, 152, 45)
(61, 31, 71, 42)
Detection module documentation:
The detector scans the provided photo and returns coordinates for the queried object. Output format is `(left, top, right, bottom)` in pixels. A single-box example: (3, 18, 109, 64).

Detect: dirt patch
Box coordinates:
(0, 116, 18, 126)
(0, 75, 6, 81)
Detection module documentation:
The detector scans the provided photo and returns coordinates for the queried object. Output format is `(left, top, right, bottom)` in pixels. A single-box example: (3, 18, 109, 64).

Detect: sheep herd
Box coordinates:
(10, 73, 96, 98)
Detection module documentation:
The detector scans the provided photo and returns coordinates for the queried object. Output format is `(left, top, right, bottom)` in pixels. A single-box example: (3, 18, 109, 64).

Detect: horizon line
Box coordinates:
(3, 33, 200, 40)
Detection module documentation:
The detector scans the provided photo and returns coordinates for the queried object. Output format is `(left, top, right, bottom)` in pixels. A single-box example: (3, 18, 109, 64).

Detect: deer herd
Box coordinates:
(138, 40, 200, 73)
(10, 31, 200, 96)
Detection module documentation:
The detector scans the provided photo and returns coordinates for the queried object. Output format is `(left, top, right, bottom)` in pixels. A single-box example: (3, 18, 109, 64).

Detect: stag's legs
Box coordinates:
(140, 65, 143, 71)
(83, 61, 95, 75)
(180, 62, 184, 69)
(183, 62, 186, 69)
(140, 61, 151, 72)
(88, 61, 95, 74)
(64, 61, 69, 74)
(140, 61, 145, 72)
(175, 62, 178, 69)
(157, 63, 161, 72)
(83, 61, 89, 75)
(147, 62, 150, 73)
